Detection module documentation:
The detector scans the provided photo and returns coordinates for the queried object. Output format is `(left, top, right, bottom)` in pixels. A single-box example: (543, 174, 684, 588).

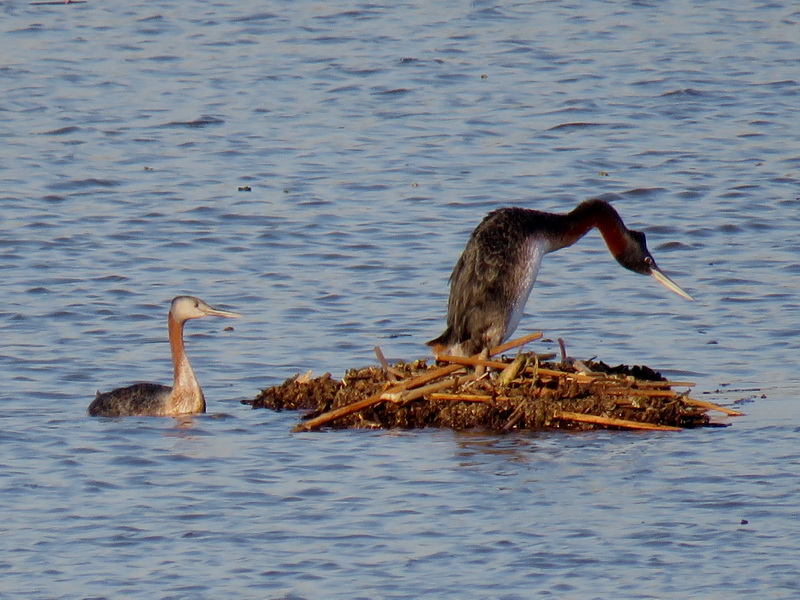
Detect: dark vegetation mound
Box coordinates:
(245, 344, 740, 432)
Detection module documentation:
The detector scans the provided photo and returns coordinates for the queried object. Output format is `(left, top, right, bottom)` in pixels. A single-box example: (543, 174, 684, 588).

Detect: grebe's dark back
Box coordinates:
(88, 296, 241, 417)
(427, 199, 693, 357)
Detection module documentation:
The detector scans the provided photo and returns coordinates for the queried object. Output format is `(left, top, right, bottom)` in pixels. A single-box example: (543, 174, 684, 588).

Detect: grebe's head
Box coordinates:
(169, 296, 243, 322)
(616, 230, 695, 301)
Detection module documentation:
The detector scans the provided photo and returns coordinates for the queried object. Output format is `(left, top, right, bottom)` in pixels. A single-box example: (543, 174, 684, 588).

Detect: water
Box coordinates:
(1, 1, 799, 598)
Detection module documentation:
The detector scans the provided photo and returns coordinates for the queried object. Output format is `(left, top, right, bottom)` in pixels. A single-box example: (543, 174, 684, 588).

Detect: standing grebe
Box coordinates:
(427, 199, 693, 357)
(88, 296, 242, 417)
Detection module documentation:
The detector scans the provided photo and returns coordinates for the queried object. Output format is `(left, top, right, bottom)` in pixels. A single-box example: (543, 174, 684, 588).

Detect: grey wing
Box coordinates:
(447, 239, 507, 320)
(445, 221, 521, 348)
(88, 383, 172, 417)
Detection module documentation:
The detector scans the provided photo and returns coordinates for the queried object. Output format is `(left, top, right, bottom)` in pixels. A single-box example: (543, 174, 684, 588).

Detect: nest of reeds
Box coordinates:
(244, 333, 742, 432)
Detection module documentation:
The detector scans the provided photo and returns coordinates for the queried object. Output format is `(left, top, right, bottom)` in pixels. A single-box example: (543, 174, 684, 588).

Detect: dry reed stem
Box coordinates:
(428, 393, 495, 404)
(552, 411, 683, 432)
(382, 373, 479, 404)
(373, 346, 401, 381)
(436, 354, 599, 384)
(487, 332, 543, 356)
(292, 390, 386, 432)
(293, 363, 465, 431)
(603, 388, 679, 398)
(635, 380, 696, 388)
(681, 397, 744, 416)
(436, 355, 511, 370)
(533, 367, 597, 383)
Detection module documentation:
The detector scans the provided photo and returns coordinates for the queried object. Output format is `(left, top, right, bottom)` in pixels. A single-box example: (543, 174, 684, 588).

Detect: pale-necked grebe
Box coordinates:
(88, 296, 241, 417)
(427, 199, 693, 357)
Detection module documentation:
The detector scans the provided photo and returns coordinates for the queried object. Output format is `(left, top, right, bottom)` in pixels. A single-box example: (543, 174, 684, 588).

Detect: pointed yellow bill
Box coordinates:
(650, 267, 694, 301)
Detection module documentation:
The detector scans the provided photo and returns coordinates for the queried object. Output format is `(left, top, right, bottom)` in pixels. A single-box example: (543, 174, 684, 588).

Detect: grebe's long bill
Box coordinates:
(88, 296, 242, 417)
(427, 199, 693, 357)
(648, 263, 693, 301)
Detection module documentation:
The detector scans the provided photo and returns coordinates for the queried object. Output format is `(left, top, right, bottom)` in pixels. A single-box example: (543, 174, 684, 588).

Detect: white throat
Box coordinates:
(504, 238, 548, 341)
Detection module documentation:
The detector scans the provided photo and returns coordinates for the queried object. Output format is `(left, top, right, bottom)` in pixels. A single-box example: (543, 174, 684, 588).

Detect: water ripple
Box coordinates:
(1, 0, 799, 598)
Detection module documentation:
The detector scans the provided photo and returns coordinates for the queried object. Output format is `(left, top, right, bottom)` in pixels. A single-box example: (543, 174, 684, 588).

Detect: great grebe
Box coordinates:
(427, 199, 693, 357)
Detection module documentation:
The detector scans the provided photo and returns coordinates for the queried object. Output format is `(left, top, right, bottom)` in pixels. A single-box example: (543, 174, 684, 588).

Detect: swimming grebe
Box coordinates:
(88, 296, 242, 417)
(427, 199, 693, 357)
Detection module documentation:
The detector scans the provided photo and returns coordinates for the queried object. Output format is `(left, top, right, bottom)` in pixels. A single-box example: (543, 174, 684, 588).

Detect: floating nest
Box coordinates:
(244, 333, 742, 432)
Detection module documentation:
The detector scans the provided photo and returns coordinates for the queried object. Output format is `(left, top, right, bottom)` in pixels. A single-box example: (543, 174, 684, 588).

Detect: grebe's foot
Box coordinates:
(475, 348, 489, 378)
(428, 341, 447, 358)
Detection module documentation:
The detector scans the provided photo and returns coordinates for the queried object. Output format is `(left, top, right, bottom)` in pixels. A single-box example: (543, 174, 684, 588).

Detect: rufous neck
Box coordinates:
(554, 199, 629, 257)
(168, 313, 198, 392)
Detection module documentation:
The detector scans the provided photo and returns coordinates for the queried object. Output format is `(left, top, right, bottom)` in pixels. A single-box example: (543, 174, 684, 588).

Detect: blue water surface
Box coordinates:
(1, 1, 799, 598)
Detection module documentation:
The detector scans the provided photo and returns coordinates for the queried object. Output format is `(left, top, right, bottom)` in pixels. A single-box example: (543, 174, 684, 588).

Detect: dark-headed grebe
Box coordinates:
(428, 199, 693, 357)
